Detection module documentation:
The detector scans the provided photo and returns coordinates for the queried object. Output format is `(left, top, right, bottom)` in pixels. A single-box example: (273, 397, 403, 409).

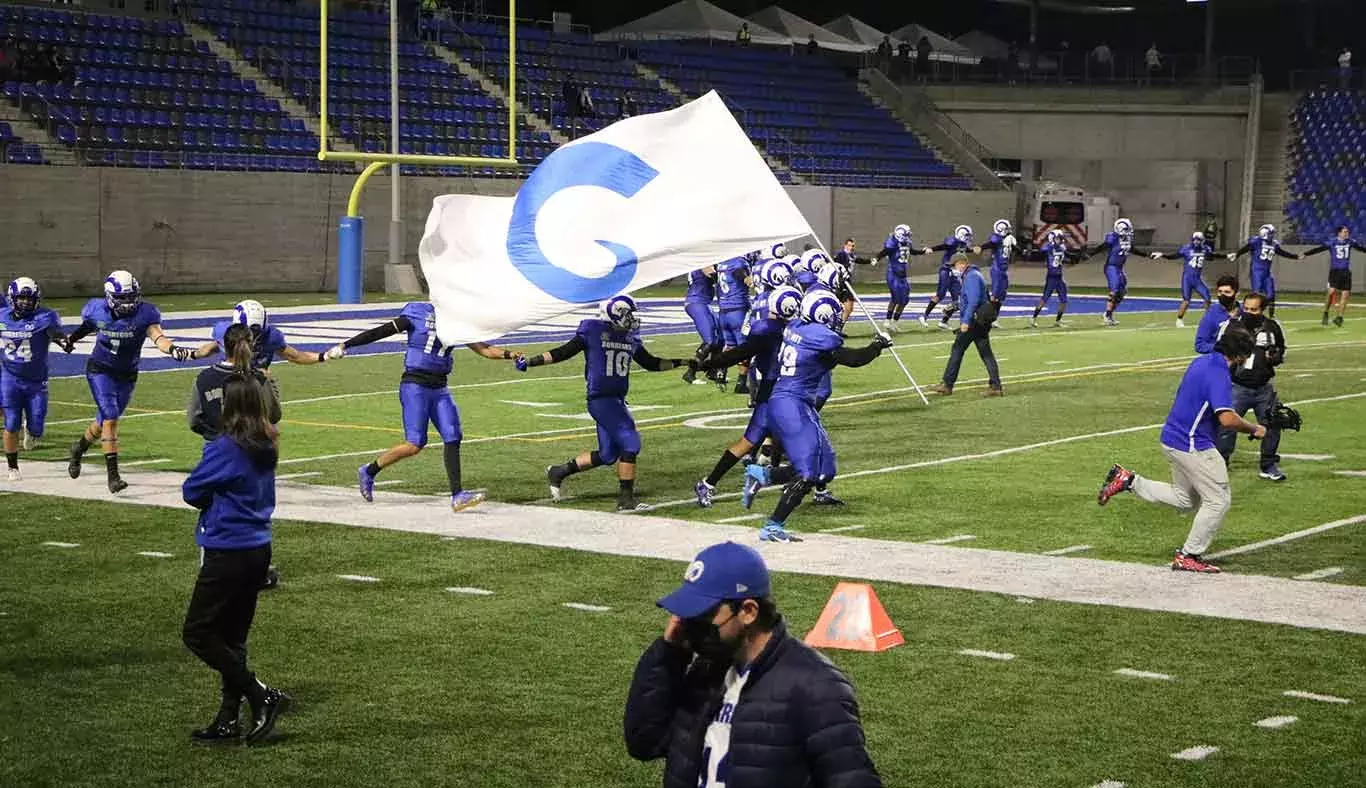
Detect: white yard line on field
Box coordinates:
(1206, 514, 1366, 559)
(1293, 567, 1344, 581)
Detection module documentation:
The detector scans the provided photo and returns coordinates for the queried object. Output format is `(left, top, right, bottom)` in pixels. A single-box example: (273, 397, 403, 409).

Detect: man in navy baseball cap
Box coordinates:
(625, 542, 882, 787)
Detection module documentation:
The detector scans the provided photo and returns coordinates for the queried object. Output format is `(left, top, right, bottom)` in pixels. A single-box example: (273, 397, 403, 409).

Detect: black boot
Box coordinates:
(245, 685, 291, 745)
(192, 694, 242, 745)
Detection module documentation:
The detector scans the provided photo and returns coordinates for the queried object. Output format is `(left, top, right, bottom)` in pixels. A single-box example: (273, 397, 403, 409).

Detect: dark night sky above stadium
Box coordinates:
(517, 0, 1365, 67)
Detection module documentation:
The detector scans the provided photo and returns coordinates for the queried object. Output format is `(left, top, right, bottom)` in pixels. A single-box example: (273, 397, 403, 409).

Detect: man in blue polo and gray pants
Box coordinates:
(624, 541, 882, 787)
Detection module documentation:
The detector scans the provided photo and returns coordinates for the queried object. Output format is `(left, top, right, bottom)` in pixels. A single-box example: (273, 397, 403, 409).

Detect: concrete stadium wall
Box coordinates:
(832, 187, 1018, 252)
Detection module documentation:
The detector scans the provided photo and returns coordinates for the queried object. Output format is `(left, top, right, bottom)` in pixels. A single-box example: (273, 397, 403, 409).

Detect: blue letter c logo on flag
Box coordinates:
(506, 142, 660, 303)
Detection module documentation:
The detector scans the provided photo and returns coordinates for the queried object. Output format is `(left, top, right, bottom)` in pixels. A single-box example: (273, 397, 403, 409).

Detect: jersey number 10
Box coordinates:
(604, 349, 632, 377)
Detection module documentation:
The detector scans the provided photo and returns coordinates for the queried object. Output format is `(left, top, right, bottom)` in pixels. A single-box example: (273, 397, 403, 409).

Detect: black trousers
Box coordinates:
(942, 323, 1001, 389)
(182, 544, 271, 698)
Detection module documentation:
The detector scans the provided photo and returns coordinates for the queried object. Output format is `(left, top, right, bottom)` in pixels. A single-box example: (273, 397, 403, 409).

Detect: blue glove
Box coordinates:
(515, 354, 529, 372)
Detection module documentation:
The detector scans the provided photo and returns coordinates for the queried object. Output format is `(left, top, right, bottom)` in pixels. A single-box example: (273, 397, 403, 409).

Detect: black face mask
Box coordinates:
(1218, 294, 1238, 310)
(1243, 313, 1264, 330)
(681, 607, 743, 662)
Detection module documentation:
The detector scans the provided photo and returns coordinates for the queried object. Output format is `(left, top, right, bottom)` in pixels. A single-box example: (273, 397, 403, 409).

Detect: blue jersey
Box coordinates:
(771, 321, 842, 406)
(1328, 238, 1357, 270)
(685, 269, 716, 304)
(82, 299, 162, 372)
(577, 318, 641, 399)
(0, 306, 62, 381)
(398, 302, 455, 376)
(1247, 237, 1283, 272)
(988, 234, 1013, 272)
(1179, 243, 1211, 277)
(716, 258, 751, 311)
(883, 235, 913, 278)
(742, 292, 768, 337)
(1103, 232, 1133, 268)
(1042, 242, 1068, 277)
(743, 314, 789, 401)
(940, 237, 970, 269)
(211, 320, 288, 370)
(1160, 353, 1234, 453)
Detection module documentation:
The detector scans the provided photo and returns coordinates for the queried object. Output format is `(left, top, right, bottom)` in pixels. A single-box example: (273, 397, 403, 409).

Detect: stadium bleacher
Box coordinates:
(1286, 89, 1366, 241)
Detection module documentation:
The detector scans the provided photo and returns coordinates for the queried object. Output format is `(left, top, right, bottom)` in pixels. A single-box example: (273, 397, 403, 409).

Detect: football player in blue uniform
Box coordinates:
(978, 219, 1017, 315)
(1301, 225, 1366, 326)
(0, 278, 66, 481)
(739, 290, 891, 542)
(192, 300, 329, 373)
(527, 295, 694, 512)
(1227, 223, 1299, 319)
(1087, 218, 1150, 326)
(326, 302, 521, 511)
(920, 225, 975, 329)
(715, 255, 754, 394)
(874, 224, 930, 330)
(681, 265, 719, 384)
(693, 286, 803, 507)
(62, 271, 201, 493)
(1149, 230, 1215, 327)
(1029, 229, 1080, 327)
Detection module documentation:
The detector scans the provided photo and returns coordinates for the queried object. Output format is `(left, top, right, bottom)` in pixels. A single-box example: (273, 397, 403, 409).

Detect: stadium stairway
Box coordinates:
(0, 98, 75, 164)
(1252, 91, 1295, 235)
(424, 40, 569, 148)
(182, 19, 358, 156)
(857, 72, 1004, 191)
(631, 61, 806, 185)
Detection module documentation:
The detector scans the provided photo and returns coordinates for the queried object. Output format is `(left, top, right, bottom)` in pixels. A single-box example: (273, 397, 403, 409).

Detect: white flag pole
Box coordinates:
(811, 239, 930, 406)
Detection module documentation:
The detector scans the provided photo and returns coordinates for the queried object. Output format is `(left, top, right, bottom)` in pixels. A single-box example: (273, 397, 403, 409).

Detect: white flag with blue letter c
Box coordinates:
(417, 90, 815, 345)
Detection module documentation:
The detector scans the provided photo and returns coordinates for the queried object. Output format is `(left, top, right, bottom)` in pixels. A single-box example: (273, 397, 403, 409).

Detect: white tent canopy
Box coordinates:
(596, 0, 791, 46)
(887, 23, 980, 64)
(822, 14, 888, 48)
(956, 29, 1057, 69)
(748, 6, 868, 53)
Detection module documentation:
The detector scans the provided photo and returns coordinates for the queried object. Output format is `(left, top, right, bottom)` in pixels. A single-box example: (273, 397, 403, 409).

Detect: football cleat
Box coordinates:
(546, 465, 567, 502)
(734, 378, 749, 396)
(759, 522, 804, 543)
(1171, 551, 1221, 574)
(1175, 318, 1185, 328)
(357, 465, 375, 502)
(261, 567, 280, 590)
(1097, 464, 1134, 505)
(616, 497, 650, 512)
(812, 489, 844, 506)
(1259, 465, 1287, 482)
(1322, 313, 1331, 326)
(1104, 317, 1118, 327)
(741, 463, 769, 509)
(451, 490, 486, 512)
(67, 440, 83, 478)
(919, 315, 928, 328)
(6, 468, 21, 482)
(681, 367, 697, 384)
(108, 475, 128, 494)
(694, 480, 714, 508)
(1030, 317, 1038, 328)
(1333, 315, 1345, 327)
(21, 427, 35, 451)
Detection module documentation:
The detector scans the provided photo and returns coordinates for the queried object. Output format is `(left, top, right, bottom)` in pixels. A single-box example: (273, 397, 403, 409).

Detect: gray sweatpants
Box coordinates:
(1131, 446, 1232, 556)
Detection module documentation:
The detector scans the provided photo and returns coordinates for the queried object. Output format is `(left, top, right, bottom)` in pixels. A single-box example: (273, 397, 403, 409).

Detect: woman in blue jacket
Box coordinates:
(181, 372, 289, 745)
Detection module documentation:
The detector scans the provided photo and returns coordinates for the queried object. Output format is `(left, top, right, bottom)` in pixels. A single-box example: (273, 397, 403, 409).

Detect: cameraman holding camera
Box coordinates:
(1216, 292, 1292, 482)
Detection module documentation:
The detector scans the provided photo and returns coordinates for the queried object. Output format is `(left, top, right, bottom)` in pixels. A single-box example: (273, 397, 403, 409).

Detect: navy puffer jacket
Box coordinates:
(624, 620, 882, 788)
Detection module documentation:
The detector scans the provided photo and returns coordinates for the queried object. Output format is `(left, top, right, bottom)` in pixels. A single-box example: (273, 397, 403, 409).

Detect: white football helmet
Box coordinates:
(103, 270, 141, 318)
(954, 225, 973, 244)
(599, 294, 639, 332)
(815, 263, 847, 292)
(233, 299, 268, 339)
(1192, 231, 1205, 244)
(758, 259, 793, 290)
(6, 277, 41, 318)
(800, 289, 843, 330)
(800, 249, 830, 274)
(993, 219, 1012, 236)
(1046, 229, 1064, 246)
(1114, 218, 1133, 237)
(769, 242, 788, 259)
(768, 285, 803, 321)
(1259, 223, 1277, 240)
(892, 224, 911, 243)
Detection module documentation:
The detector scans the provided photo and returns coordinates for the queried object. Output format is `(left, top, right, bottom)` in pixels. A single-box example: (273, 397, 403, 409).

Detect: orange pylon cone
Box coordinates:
(803, 582, 904, 652)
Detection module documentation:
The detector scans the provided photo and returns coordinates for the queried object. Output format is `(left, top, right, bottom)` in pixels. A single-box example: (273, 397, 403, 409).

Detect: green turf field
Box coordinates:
(4, 296, 1363, 787)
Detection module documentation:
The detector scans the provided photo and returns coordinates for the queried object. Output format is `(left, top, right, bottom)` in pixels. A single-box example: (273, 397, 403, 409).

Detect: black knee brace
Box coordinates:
(619, 451, 638, 464)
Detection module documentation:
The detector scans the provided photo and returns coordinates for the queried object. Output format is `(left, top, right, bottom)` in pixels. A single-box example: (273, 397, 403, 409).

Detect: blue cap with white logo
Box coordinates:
(656, 542, 771, 619)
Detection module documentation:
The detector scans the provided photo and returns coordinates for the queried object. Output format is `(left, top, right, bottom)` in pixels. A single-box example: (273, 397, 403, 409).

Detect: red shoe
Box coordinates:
(1171, 551, 1221, 574)
(1097, 464, 1134, 506)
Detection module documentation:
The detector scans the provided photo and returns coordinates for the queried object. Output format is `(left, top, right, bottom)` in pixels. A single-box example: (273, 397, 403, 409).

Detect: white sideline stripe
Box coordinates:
(120, 459, 171, 467)
(1294, 567, 1344, 581)
(563, 602, 612, 613)
(1207, 514, 1366, 558)
(42, 541, 80, 548)
(136, 551, 173, 558)
(371, 479, 407, 487)
(277, 472, 322, 480)
(1295, 373, 1315, 378)
(716, 514, 764, 523)
(446, 586, 495, 596)
(1280, 453, 1336, 461)
(499, 400, 561, 407)
(1014, 597, 1035, 604)
(1046, 360, 1067, 365)
(925, 534, 976, 545)
(1092, 781, 1126, 788)
(958, 649, 1015, 661)
(1254, 715, 1299, 729)
(821, 524, 868, 534)
(1043, 544, 1093, 556)
(1114, 668, 1174, 681)
(1334, 470, 1366, 478)
(337, 574, 380, 583)
(645, 390, 1366, 512)
(1283, 690, 1352, 704)
(1170, 746, 1219, 761)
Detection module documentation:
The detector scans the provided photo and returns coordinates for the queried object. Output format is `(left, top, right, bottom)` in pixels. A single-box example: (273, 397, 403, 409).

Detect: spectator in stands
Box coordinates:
(0, 36, 14, 83)
(896, 39, 912, 81)
(877, 36, 893, 74)
(1092, 41, 1113, 79)
(916, 35, 933, 82)
(736, 23, 751, 46)
(1144, 43, 1163, 85)
(806, 34, 819, 56)
(1339, 47, 1353, 90)
(620, 91, 638, 119)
